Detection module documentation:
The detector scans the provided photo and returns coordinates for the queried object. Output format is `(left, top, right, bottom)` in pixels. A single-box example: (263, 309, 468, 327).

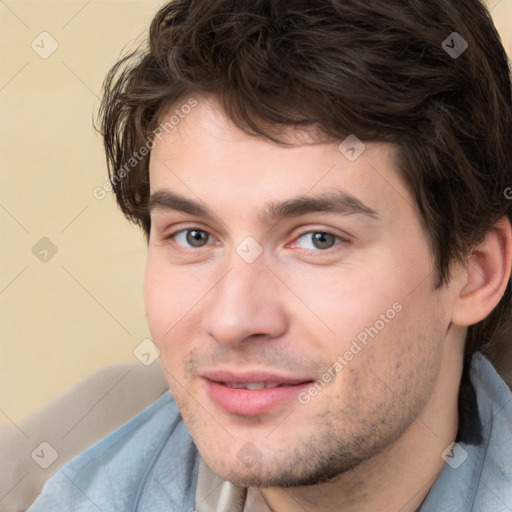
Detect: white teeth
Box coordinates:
(224, 382, 282, 390)
(246, 383, 265, 390)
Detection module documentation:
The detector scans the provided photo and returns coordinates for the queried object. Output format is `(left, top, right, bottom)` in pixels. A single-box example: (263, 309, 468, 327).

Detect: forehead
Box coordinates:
(148, 95, 415, 222)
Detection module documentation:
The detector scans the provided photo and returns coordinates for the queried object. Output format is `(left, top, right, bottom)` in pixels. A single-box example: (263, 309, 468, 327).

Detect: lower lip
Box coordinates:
(204, 379, 313, 416)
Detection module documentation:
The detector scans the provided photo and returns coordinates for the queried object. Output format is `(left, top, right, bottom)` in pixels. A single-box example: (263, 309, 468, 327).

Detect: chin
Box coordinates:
(204, 450, 367, 489)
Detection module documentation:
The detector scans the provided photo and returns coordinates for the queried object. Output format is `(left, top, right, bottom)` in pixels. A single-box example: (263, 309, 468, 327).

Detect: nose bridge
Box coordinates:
(203, 251, 287, 345)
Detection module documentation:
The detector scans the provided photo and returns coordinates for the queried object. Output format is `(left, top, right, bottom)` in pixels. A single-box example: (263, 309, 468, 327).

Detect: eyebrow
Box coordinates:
(148, 189, 379, 222)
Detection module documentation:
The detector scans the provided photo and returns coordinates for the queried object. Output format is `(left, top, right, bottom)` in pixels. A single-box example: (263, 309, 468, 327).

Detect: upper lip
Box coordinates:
(201, 369, 313, 385)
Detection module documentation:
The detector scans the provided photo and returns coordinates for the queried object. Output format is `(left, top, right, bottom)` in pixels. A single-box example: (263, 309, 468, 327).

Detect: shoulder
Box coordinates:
(470, 353, 512, 510)
(466, 352, 512, 443)
(27, 391, 199, 511)
(419, 353, 512, 512)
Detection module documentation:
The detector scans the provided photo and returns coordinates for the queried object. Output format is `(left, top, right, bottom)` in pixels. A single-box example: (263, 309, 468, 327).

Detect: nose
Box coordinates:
(202, 257, 289, 347)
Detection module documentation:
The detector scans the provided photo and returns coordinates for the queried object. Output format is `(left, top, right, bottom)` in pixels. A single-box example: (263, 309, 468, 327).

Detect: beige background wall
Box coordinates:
(1, 0, 511, 425)
(0, 0, 165, 427)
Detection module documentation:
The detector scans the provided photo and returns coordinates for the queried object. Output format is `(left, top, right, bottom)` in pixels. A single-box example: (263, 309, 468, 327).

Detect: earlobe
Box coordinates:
(451, 217, 512, 327)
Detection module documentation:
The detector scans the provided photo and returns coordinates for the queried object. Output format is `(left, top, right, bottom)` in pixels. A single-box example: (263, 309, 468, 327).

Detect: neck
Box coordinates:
(258, 348, 463, 512)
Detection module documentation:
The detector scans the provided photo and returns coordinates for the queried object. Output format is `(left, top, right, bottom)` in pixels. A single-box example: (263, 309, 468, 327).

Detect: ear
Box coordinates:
(451, 217, 512, 326)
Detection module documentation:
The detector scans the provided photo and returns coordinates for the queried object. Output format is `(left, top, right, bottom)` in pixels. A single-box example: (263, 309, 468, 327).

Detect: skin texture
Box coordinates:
(144, 94, 511, 512)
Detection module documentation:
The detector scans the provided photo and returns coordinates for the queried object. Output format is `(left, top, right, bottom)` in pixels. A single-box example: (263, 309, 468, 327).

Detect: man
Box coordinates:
(28, 0, 512, 510)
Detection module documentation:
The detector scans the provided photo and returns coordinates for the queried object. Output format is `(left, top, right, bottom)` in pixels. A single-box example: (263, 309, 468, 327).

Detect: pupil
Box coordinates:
(187, 230, 208, 247)
(313, 232, 334, 249)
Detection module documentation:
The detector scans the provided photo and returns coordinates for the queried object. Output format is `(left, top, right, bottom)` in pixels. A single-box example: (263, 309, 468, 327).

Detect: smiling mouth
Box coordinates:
(204, 378, 315, 416)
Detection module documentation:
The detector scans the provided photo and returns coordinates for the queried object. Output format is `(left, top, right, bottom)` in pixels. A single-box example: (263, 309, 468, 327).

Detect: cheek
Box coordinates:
(322, 297, 445, 432)
(341, 283, 446, 397)
(144, 255, 196, 349)
(144, 257, 173, 339)
(278, 261, 406, 353)
(279, 255, 439, 393)
(144, 253, 222, 380)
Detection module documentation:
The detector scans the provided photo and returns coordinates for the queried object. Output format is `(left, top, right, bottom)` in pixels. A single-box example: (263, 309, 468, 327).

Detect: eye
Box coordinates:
(172, 229, 213, 248)
(294, 231, 341, 251)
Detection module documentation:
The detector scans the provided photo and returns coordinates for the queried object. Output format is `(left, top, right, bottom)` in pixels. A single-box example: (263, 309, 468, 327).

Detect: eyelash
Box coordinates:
(163, 227, 347, 255)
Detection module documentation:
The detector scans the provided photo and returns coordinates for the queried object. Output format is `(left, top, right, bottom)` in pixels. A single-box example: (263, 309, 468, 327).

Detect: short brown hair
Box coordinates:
(99, 0, 512, 382)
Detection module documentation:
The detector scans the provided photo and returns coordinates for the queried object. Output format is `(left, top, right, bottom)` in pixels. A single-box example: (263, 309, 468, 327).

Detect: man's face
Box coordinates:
(145, 95, 456, 487)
